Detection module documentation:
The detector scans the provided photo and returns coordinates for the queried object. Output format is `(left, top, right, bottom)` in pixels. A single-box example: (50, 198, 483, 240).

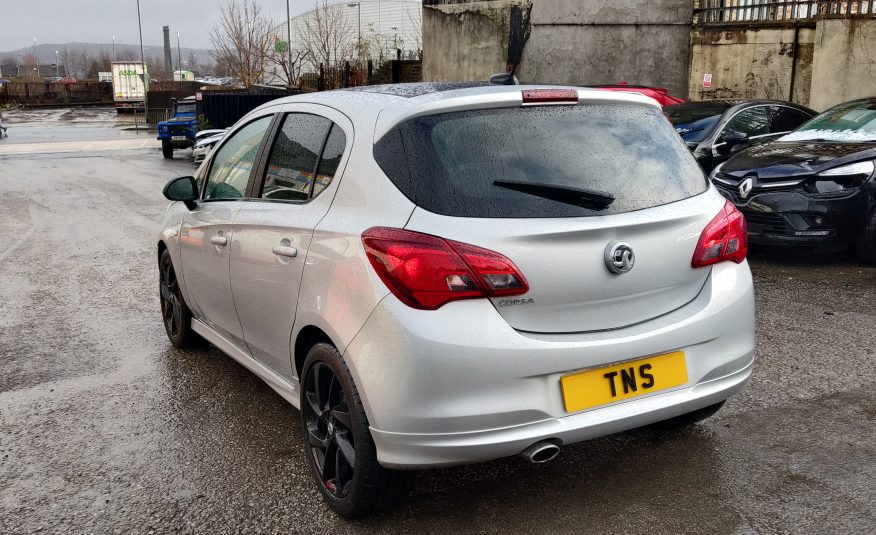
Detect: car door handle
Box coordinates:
(272, 245, 298, 258)
(210, 236, 228, 246)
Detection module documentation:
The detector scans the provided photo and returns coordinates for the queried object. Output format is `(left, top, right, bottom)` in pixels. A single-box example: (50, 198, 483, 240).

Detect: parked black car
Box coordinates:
(712, 97, 876, 263)
(664, 100, 816, 173)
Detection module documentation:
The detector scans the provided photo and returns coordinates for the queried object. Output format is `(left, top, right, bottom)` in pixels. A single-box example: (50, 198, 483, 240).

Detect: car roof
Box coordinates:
(343, 81, 489, 98)
(665, 100, 740, 111)
(665, 99, 814, 113)
(254, 83, 662, 138)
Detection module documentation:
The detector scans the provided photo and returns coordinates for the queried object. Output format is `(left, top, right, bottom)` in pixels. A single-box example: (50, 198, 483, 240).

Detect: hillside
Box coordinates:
(0, 42, 213, 65)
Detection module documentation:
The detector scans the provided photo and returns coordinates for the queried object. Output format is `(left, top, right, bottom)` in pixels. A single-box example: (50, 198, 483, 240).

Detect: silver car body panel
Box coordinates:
(158, 84, 756, 469)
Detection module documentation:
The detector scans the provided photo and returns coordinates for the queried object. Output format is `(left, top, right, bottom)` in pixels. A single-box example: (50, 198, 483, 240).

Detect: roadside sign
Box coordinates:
(703, 73, 713, 88)
(196, 92, 203, 101)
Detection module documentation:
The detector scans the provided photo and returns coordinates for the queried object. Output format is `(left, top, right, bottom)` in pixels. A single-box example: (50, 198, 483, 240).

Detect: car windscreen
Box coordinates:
(374, 104, 707, 218)
(781, 100, 876, 142)
(664, 106, 727, 143)
(176, 102, 196, 114)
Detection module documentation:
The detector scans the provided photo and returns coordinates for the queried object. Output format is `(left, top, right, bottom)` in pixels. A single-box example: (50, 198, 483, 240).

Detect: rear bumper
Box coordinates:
(343, 261, 755, 469)
(371, 362, 751, 469)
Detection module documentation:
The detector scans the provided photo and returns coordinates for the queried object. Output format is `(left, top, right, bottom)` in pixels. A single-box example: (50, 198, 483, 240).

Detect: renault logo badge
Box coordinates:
(605, 241, 635, 274)
(739, 177, 754, 199)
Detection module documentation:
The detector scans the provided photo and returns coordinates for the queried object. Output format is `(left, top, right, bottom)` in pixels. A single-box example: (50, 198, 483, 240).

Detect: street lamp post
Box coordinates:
(136, 0, 147, 91)
(112, 35, 116, 61)
(32, 37, 38, 80)
(176, 31, 182, 78)
(347, 3, 361, 60)
(55, 50, 59, 77)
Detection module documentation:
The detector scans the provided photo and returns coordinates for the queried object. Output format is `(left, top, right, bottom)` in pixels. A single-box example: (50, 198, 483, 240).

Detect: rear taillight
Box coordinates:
(692, 200, 748, 268)
(362, 227, 529, 310)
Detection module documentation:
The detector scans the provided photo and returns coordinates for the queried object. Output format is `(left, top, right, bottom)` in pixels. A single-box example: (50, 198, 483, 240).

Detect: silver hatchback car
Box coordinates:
(158, 83, 755, 517)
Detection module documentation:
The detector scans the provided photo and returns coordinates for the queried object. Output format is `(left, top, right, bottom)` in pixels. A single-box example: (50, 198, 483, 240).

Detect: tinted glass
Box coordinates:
(770, 107, 812, 133)
(664, 105, 727, 143)
(261, 114, 332, 201)
(313, 125, 347, 197)
(375, 104, 707, 218)
(722, 107, 770, 138)
(204, 116, 272, 200)
(781, 100, 876, 142)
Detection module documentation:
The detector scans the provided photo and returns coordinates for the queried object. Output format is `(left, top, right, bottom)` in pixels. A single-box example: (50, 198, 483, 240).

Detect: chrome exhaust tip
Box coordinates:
(520, 441, 560, 464)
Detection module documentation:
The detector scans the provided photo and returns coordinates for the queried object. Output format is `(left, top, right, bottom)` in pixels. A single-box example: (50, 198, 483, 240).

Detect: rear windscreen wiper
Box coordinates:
(493, 179, 615, 210)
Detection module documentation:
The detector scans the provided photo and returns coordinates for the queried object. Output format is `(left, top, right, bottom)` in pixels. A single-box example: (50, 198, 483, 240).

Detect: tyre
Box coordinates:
(647, 401, 725, 432)
(856, 210, 876, 265)
(162, 140, 173, 159)
(300, 343, 415, 517)
(159, 249, 199, 348)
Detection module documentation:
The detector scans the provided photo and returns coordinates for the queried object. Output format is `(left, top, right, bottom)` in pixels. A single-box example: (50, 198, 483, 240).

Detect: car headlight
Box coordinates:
(810, 160, 875, 192)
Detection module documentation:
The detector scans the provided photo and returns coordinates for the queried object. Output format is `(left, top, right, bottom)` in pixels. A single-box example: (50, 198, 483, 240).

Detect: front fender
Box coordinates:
(158, 202, 195, 312)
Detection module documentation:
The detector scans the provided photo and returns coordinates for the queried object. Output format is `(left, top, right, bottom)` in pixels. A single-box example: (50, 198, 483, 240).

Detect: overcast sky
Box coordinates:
(0, 0, 325, 52)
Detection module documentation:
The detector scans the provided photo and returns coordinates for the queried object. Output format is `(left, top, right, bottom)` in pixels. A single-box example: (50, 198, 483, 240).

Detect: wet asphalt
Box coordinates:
(0, 108, 874, 534)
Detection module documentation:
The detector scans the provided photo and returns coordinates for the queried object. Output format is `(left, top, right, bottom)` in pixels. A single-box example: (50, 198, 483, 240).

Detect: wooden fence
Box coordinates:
(0, 81, 113, 106)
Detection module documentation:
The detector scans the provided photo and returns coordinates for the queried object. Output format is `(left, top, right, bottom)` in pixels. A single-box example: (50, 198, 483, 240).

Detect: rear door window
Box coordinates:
(261, 113, 332, 201)
(374, 104, 707, 218)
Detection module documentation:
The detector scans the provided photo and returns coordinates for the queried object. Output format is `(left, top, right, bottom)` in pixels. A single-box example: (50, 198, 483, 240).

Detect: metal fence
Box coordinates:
(695, 0, 875, 24)
(298, 58, 423, 92)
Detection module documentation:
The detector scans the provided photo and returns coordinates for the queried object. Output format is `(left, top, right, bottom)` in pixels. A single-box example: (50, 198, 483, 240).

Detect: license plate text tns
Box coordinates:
(561, 352, 688, 413)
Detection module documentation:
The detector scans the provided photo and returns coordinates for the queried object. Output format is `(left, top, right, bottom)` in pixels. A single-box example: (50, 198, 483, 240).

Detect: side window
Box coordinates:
(722, 107, 770, 138)
(771, 107, 813, 133)
(204, 116, 272, 200)
(261, 114, 332, 201)
(313, 125, 347, 198)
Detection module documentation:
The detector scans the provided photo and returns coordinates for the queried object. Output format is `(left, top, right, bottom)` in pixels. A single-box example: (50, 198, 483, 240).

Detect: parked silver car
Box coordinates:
(158, 83, 755, 517)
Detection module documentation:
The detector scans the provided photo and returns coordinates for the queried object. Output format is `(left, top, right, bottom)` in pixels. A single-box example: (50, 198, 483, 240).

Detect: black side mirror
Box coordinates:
(163, 176, 198, 209)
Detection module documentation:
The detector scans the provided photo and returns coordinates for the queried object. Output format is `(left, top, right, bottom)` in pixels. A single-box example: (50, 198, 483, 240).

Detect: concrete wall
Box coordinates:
(422, 1, 524, 82)
(688, 26, 815, 106)
(809, 18, 876, 110)
(517, 0, 693, 98)
(422, 0, 693, 98)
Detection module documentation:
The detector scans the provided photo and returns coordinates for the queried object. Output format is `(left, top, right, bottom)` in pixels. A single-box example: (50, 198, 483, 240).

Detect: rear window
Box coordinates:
(374, 104, 707, 218)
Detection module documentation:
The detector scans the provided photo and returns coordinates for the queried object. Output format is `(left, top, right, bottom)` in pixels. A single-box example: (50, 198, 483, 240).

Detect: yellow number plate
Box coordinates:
(560, 352, 688, 413)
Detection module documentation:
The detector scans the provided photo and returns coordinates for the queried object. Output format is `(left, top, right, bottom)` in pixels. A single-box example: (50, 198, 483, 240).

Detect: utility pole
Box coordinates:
(136, 0, 147, 90)
(176, 31, 182, 77)
(32, 37, 38, 80)
(286, 0, 293, 85)
(55, 50, 59, 77)
(112, 35, 116, 60)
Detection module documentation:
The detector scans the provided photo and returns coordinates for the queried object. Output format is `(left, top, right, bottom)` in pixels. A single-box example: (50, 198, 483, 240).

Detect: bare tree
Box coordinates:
(266, 33, 306, 86)
(210, 0, 275, 87)
(22, 53, 38, 78)
(296, 0, 355, 69)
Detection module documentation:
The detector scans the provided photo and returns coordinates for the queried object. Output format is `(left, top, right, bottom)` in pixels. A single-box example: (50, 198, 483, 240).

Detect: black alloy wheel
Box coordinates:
(159, 249, 197, 348)
(300, 344, 414, 517)
(302, 361, 356, 498)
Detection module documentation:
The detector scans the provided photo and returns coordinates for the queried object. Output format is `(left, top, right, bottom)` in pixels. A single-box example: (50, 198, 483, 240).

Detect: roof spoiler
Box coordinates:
(489, 73, 519, 86)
